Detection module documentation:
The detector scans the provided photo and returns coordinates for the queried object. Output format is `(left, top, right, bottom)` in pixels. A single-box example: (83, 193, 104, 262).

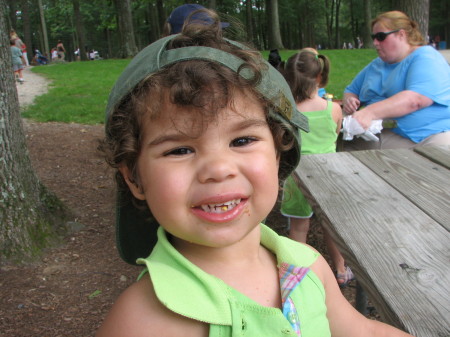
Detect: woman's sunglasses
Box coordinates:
(371, 30, 400, 42)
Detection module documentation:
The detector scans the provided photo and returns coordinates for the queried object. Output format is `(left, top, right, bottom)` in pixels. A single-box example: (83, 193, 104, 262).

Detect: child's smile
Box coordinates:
(191, 197, 247, 223)
(123, 91, 280, 250)
(198, 198, 242, 213)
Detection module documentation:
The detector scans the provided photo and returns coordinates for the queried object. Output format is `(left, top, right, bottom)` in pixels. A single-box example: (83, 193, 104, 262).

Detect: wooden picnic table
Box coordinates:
(294, 145, 450, 337)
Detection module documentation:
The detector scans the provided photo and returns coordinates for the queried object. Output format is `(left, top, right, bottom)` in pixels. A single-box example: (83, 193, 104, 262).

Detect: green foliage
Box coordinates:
(261, 48, 377, 99)
(22, 60, 129, 124)
(22, 49, 376, 124)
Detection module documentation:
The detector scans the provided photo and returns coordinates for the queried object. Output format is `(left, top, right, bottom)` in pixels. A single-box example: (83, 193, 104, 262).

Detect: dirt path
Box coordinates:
(16, 66, 51, 109)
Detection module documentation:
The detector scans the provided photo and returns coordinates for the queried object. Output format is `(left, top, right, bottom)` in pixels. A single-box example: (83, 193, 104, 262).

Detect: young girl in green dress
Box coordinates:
(96, 10, 413, 337)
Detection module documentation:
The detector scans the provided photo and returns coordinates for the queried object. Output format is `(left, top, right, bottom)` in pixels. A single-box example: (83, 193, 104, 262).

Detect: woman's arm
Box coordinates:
(352, 90, 433, 129)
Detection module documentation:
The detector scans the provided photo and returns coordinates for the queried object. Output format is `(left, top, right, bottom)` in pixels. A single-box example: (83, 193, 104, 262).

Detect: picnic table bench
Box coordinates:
(294, 145, 450, 337)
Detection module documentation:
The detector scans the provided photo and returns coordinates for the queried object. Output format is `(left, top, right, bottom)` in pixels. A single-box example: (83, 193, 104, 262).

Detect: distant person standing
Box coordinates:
(74, 47, 81, 61)
(10, 39, 25, 83)
(51, 47, 58, 61)
(57, 40, 66, 60)
(434, 34, 441, 50)
(357, 36, 363, 49)
(10, 29, 29, 66)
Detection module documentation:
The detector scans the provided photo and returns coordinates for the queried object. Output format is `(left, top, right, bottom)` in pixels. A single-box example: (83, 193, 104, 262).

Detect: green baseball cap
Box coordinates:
(106, 34, 309, 265)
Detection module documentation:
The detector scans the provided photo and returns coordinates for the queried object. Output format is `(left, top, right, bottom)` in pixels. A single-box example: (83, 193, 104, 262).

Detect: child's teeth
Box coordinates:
(200, 199, 241, 213)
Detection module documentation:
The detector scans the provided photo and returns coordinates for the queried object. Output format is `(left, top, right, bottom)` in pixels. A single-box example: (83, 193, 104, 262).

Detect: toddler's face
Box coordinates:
(121, 91, 280, 252)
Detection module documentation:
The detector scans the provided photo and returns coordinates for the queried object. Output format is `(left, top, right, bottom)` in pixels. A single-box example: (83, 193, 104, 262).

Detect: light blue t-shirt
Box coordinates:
(345, 46, 450, 143)
(318, 88, 326, 98)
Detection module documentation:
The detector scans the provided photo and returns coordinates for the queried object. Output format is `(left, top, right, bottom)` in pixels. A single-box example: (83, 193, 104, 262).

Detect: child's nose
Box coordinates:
(197, 152, 237, 183)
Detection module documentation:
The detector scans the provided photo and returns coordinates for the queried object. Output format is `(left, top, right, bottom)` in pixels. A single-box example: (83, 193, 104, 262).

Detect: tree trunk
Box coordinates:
(363, 0, 372, 48)
(7, 0, 16, 29)
(156, 0, 165, 37)
(149, 2, 160, 41)
(37, 0, 49, 58)
(324, 0, 335, 49)
(21, 0, 32, 65)
(208, 0, 217, 10)
(334, 0, 341, 49)
(394, 0, 429, 39)
(245, 0, 255, 46)
(254, 0, 265, 49)
(0, 0, 71, 263)
(113, 0, 138, 58)
(266, 0, 283, 49)
(73, 0, 88, 61)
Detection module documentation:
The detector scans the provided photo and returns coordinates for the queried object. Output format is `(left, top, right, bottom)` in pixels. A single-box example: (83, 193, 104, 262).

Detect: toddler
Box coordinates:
(96, 10, 413, 337)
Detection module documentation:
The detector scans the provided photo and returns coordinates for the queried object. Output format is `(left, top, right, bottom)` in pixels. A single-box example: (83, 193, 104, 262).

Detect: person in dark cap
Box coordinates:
(268, 48, 283, 70)
(163, 3, 229, 36)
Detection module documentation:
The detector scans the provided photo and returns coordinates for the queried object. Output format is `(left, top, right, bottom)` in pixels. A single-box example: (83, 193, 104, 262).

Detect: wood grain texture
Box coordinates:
(295, 150, 450, 337)
(414, 145, 450, 170)
(351, 148, 450, 231)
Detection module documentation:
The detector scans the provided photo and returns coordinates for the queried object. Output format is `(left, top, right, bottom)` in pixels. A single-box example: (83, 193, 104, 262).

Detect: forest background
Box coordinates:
(6, 0, 450, 65)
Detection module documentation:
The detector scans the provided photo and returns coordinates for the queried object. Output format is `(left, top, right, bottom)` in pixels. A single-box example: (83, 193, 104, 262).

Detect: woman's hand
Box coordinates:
(352, 108, 376, 130)
(343, 93, 360, 115)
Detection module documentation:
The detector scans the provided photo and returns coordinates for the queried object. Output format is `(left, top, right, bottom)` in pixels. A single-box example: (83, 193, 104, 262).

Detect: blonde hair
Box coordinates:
(372, 11, 425, 46)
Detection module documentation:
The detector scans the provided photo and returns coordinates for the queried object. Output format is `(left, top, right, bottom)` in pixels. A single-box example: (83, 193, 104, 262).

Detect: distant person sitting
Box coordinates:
(162, 3, 229, 36)
(34, 49, 48, 65)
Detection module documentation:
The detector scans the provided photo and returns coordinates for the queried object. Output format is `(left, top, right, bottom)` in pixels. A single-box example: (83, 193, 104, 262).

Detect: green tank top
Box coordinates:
(137, 224, 331, 337)
(301, 100, 338, 155)
(281, 101, 338, 217)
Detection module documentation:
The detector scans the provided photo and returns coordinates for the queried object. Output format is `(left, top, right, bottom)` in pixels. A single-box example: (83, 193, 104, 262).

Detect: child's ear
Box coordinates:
(118, 166, 146, 200)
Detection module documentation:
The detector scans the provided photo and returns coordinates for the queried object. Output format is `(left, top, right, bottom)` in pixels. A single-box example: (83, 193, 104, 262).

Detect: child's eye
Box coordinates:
(164, 147, 193, 156)
(231, 137, 257, 147)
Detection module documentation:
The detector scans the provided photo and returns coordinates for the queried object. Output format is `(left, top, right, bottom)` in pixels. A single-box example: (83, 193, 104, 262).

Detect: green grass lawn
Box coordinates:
(23, 60, 129, 124)
(24, 49, 377, 125)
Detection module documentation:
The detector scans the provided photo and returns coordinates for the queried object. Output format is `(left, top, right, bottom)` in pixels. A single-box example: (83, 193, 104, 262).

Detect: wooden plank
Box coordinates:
(295, 152, 450, 337)
(351, 148, 450, 231)
(414, 145, 450, 169)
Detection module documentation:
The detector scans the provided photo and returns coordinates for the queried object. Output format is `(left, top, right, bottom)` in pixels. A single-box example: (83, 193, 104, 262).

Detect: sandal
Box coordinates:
(336, 265, 355, 288)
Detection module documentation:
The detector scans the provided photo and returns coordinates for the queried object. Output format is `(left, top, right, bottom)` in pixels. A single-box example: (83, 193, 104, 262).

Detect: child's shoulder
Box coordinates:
(96, 277, 209, 337)
(261, 225, 320, 267)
